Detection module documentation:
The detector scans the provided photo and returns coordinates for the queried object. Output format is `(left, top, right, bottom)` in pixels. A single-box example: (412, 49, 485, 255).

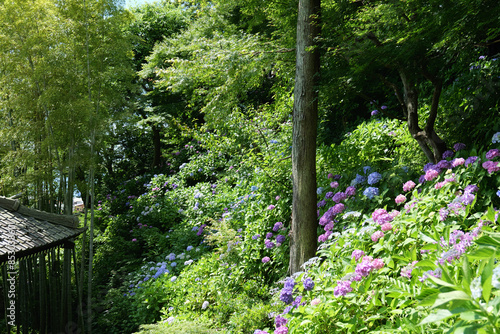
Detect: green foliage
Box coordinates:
(318, 118, 425, 177)
(134, 320, 219, 334)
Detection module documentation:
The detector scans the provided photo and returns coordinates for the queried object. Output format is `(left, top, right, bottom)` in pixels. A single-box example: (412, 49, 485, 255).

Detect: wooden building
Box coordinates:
(0, 196, 86, 333)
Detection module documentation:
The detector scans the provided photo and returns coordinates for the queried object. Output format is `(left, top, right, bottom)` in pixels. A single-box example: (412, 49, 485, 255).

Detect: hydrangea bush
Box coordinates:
(264, 138, 500, 334)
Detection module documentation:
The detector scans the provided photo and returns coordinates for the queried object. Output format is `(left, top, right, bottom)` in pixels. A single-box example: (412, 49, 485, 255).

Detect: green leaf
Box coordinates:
(462, 255, 471, 291)
(432, 291, 471, 308)
(481, 258, 494, 301)
(415, 259, 436, 268)
(467, 247, 496, 260)
(300, 320, 312, 326)
(420, 232, 438, 244)
(460, 311, 486, 321)
(475, 235, 500, 248)
(419, 309, 455, 325)
(417, 288, 440, 307)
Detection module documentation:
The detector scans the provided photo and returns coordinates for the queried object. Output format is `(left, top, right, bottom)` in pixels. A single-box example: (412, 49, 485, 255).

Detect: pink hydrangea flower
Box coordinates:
(424, 169, 439, 181)
(351, 249, 365, 261)
(435, 181, 445, 190)
(371, 231, 384, 242)
(381, 223, 392, 231)
(452, 158, 465, 167)
(262, 256, 271, 263)
(372, 258, 384, 270)
(402, 180, 416, 192)
(311, 298, 321, 306)
(268, 205, 276, 210)
(327, 173, 333, 179)
(330, 181, 339, 188)
(395, 194, 406, 204)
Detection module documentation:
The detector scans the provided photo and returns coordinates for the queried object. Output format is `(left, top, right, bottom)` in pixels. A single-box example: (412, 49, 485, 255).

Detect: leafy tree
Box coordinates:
(0, 0, 134, 210)
(126, 1, 193, 170)
(320, 0, 500, 163)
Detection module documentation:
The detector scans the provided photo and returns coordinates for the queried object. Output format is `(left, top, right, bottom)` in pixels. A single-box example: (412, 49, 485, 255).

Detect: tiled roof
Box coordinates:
(0, 197, 86, 263)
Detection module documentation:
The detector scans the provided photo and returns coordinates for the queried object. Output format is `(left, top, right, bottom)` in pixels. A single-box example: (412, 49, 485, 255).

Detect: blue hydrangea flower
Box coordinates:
(363, 166, 371, 174)
(363, 187, 379, 199)
(251, 185, 258, 191)
(354, 174, 366, 185)
(316, 187, 324, 195)
(493, 132, 500, 144)
(497, 190, 500, 197)
(367, 172, 382, 185)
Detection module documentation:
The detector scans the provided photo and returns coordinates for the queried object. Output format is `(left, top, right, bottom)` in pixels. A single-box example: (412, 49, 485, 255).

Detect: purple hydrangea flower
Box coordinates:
(262, 256, 270, 263)
(325, 191, 334, 199)
(275, 315, 288, 327)
(423, 163, 435, 172)
(483, 161, 500, 174)
(279, 279, 296, 304)
(345, 186, 356, 196)
(264, 240, 275, 249)
(464, 184, 479, 194)
(319, 203, 345, 225)
(303, 277, 314, 291)
(266, 232, 274, 239)
(465, 156, 480, 167)
(401, 261, 418, 279)
(332, 192, 347, 203)
(273, 222, 284, 232)
(276, 234, 286, 244)
(351, 250, 365, 261)
(333, 280, 352, 297)
(274, 327, 288, 334)
(486, 149, 500, 160)
(436, 160, 452, 169)
(318, 233, 328, 242)
(453, 143, 466, 151)
(442, 150, 454, 159)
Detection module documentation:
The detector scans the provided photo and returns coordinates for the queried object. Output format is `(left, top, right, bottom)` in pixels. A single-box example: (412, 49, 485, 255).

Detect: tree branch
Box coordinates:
(377, 74, 408, 119)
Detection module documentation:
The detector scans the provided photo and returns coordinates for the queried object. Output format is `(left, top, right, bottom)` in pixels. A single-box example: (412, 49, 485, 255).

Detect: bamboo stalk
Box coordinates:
(73, 246, 84, 333)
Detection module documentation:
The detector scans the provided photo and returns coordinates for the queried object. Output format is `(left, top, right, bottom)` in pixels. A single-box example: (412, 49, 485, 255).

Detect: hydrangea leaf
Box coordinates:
(431, 291, 471, 308)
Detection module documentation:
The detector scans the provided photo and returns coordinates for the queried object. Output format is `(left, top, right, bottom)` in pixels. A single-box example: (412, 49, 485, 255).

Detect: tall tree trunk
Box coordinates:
(152, 124, 162, 169)
(290, 0, 321, 274)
